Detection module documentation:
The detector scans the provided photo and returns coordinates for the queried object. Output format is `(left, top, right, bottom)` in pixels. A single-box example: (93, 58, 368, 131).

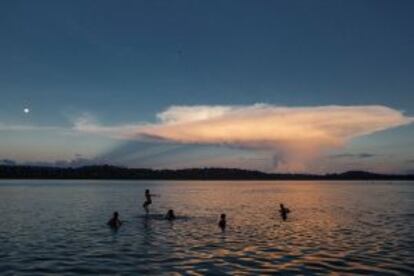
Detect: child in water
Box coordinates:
(218, 213, 226, 231)
(165, 209, 176, 220)
(279, 203, 290, 221)
(107, 211, 122, 229)
(142, 189, 158, 213)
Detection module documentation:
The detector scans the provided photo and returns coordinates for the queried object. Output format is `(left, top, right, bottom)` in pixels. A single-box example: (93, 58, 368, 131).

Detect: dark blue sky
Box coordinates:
(1, 0, 413, 172)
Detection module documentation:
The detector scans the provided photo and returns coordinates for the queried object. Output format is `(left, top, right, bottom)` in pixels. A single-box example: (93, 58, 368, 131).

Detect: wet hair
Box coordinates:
(220, 213, 226, 219)
(166, 209, 176, 220)
(113, 211, 119, 218)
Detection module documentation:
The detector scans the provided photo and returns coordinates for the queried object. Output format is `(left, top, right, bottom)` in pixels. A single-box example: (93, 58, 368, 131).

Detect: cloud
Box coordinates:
(73, 104, 413, 171)
(0, 159, 17, 166)
(0, 123, 62, 131)
(330, 153, 377, 159)
(0, 157, 101, 168)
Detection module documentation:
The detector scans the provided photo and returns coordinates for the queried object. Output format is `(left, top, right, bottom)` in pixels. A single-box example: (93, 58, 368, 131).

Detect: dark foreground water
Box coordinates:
(0, 180, 413, 275)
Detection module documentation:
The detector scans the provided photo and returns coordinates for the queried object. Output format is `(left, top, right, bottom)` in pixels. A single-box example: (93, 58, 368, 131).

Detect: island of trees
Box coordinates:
(0, 165, 413, 180)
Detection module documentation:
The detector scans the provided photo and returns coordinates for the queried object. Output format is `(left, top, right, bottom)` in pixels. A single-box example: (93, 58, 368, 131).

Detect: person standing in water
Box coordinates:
(218, 213, 226, 231)
(279, 203, 290, 221)
(107, 211, 122, 229)
(165, 209, 176, 220)
(142, 189, 158, 213)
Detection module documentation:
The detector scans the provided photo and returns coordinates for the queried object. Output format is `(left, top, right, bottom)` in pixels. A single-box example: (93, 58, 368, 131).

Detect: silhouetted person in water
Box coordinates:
(279, 203, 290, 221)
(143, 189, 158, 213)
(165, 209, 176, 220)
(218, 213, 226, 231)
(107, 211, 122, 229)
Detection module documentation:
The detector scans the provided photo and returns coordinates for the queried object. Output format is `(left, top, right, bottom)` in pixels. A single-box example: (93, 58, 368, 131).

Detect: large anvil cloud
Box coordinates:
(74, 104, 413, 171)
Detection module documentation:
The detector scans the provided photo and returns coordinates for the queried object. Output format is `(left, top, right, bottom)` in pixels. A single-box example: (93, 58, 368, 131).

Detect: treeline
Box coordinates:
(0, 165, 413, 180)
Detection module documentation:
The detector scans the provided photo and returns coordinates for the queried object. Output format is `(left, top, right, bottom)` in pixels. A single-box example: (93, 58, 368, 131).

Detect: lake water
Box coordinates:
(0, 180, 413, 275)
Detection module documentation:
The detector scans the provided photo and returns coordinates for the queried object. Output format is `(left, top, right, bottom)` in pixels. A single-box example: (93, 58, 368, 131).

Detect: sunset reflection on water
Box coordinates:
(0, 180, 413, 274)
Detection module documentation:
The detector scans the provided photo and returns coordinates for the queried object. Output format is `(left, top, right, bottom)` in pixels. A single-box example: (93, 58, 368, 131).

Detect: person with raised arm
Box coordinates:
(279, 203, 290, 221)
(142, 189, 159, 213)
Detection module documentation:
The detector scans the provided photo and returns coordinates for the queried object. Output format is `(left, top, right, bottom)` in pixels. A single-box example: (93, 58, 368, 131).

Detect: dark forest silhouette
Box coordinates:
(0, 165, 413, 180)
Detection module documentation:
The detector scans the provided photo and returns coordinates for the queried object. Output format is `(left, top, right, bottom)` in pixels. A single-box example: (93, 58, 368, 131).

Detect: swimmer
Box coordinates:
(107, 211, 122, 229)
(279, 203, 290, 221)
(142, 189, 158, 213)
(218, 213, 226, 231)
(165, 209, 176, 220)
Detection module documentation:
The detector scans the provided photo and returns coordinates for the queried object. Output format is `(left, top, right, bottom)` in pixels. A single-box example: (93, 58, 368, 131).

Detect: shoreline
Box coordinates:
(1, 165, 413, 181)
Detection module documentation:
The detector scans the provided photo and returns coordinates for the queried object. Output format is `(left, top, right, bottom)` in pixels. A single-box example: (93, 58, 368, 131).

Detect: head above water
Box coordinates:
(220, 213, 226, 220)
(280, 204, 284, 209)
(113, 211, 119, 218)
(166, 209, 176, 220)
(145, 189, 149, 194)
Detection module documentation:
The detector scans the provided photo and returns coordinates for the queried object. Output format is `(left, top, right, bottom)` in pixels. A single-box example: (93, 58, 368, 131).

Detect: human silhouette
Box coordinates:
(279, 203, 290, 221)
(142, 189, 158, 213)
(107, 211, 122, 229)
(165, 209, 176, 220)
(218, 213, 226, 231)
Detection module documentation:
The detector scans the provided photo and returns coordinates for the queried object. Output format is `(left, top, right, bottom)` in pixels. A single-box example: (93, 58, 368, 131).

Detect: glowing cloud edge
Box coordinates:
(73, 104, 413, 171)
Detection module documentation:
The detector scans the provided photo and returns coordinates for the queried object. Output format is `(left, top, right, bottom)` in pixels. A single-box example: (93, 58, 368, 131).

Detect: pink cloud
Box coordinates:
(74, 104, 413, 171)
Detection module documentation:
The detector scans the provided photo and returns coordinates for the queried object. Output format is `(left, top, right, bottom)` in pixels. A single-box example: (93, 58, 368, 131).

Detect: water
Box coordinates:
(0, 180, 413, 275)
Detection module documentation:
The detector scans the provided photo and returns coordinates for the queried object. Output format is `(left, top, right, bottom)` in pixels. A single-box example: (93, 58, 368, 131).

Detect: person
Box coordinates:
(279, 203, 290, 221)
(107, 211, 122, 229)
(165, 209, 176, 220)
(142, 189, 158, 213)
(218, 213, 226, 231)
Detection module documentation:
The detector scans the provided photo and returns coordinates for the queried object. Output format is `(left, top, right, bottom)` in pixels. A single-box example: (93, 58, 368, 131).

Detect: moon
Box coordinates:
(24, 108, 30, 114)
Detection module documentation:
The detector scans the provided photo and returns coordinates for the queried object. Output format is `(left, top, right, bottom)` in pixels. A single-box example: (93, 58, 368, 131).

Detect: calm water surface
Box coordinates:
(0, 180, 413, 275)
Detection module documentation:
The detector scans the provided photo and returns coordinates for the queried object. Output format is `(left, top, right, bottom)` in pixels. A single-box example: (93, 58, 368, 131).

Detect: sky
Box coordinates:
(0, 0, 414, 173)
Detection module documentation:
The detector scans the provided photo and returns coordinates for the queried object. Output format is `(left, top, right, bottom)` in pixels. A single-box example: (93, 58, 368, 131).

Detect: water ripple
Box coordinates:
(0, 180, 413, 275)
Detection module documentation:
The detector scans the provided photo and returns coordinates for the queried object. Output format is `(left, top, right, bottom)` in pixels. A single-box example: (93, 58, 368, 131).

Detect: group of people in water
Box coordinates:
(108, 189, 291, 230)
